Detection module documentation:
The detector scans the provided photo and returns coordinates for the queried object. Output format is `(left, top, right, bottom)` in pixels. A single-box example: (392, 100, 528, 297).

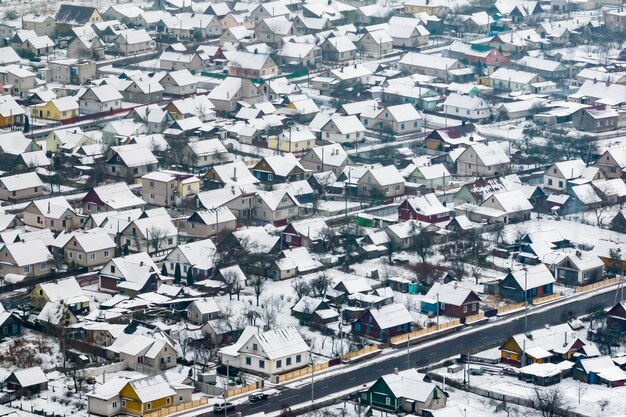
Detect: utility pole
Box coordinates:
(310, 353, 315, 402)
(436, 293, 440, 329)
(523, 265, 528, 331)
(406, 333, 410, 369)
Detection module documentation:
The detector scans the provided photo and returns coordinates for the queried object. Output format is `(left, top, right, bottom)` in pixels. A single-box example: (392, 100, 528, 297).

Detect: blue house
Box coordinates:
(494, 264, 555, 302)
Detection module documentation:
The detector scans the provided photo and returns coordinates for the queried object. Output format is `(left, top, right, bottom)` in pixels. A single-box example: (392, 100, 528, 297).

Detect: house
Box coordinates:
(4, 367, 48, 396)
(300, 144, 351, 175)
(0, 172, 44, 202)
(252, 189, 301, 226)
(22, 15, 56, 37)
(254, 16, 294, 47)
(404, 164, 450, 191)
(30, 97, 80, 121)
(477, 189, 533, 223)
(281, 218, 328, 249)
(55, 4, 103, 33)
(187, 299, 220, 324)
(207, 77, 264, 112)
(404, 0, 449, 15)
(219, 26, 255, 46)
(552, 251, 604, 286)
(291, 296, 337, 325)
(424, 123, 485, 151)
(182, 139, 230, 172)
(398, 195, 451, 223)
(21, 35, 55, 56)
(422, 283, 481, 318)
(0, 65, 37, 97)
(607, 302, 626, 330)
(494, 264, 555, 302)
(36, 302, 77, 328)
(108, 332, 178, 371)
(443, 93, 491, 121)
(204, 161, 260, 189)
(0, 240, 52, 279)
(320, 36, 357, 62)
(369, 17, 429, 48)
(141, 171, 200, 207)
(593, 147, 626, 179)
(81, 182, 146, 214)
(489, 68, 547, 93)
(357, 165, 405, 200)
(456, 142, 510, 177)
(252, 154, 306, 184)
(99, 253, 162, 296)
(107, 146, 159, 179)
(156, 70, 197, 96)
(67, 32, 105, 59)
(357, 29, 393, 58)
(112, 29, 155, 56)
(360, 104, 422, 135)
(30, 277, 89, 312)
(329, 64, 373, 86)
(219, 326, 310, 377)
(225, 51, 278, 79)
(58, 229, 116, 268)
(277, 42, 321, 67)
(515, 56, 568, 80)
(0, 95, 25, 127)
(397, 52, 465, 80)
(271, 247, 322, 280)
(318, 115, 366, 144)
(164, 239, 216, 279)
(362, 369, 446, 414)
(120, 214, 178, 255)
(78, 86, 123, 115)
(499, 322, 588, 367)
(573, 357, 626, 387)
(184, 207, 237, 238)
(543, 159, 600, 192)
(572, 105, 619, 133)
(23, 197, 85, 232)
(352, 303, 413, 341)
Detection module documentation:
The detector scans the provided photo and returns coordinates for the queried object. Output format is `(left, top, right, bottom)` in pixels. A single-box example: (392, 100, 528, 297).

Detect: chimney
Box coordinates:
(233, 167, 237, 181)
(469, 136, 474, 142)
(564, 331, 568, 347)
(47, 201, 51, 214)
(575, 250, 581, 258)
(140, 261, 144, 266)
(231, 185, 235, 194)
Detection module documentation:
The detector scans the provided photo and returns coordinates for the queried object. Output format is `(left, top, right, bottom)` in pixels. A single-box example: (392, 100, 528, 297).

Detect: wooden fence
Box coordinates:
(224, 381, 261, 398)
(389, 319, 461, 344)
(144, 397, 208, 417)
(464, 312, 485, 323)
(275, 362, 330, 383)
(575, 277, 620, 293)
(339, 345, 380, 362)
(532, 293, 561, 304)
(496, 302, 525, 315)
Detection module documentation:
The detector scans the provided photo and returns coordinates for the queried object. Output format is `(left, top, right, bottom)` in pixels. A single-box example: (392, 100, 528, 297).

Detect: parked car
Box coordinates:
(248, 393, 269, 403)
(213, 402, 235, 413)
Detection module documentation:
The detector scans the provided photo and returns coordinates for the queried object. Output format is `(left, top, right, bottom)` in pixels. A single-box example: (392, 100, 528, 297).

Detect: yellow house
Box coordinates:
(30, 97, 80, 121)
(30, 277, 91, 311)
(404, 0, 446, 15)
(267, 128, 316, 153)
(46, 127, 93, 153)
(0, 95, 26, 127)
(120, 376, 176, 416)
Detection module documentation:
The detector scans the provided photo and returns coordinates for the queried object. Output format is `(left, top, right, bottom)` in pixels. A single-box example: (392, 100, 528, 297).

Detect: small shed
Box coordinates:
(4, 366, 49, 395)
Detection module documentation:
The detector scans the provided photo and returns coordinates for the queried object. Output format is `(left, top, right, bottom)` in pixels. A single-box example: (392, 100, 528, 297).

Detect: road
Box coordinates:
(217, 288, 618, 416)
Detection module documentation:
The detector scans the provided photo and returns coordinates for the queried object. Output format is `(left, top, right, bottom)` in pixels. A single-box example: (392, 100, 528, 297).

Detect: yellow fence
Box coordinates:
(145, 398, 208, 417)
(276, 362, 329, 383)
(497, 302, 525, 315)
(465, 312, 485, 323)
(575, 277, 620, 293)
(340, 345, 380, 361)
(389, 319, 461, 345)
(532, 293, 561, 304)
(225, 382, 260, 398)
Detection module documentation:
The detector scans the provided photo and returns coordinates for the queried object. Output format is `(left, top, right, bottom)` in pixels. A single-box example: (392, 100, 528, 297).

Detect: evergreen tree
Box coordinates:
(161, 264, 168, 276)
(186, 266, 194, 286)
(174, 263, 181, 284)
(23, 116, 29, 133)
(123, 243, 129, 256)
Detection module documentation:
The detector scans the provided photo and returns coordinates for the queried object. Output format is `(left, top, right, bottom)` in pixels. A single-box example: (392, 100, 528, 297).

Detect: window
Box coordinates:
(113, 401, 118, 408)
(548, 179, 553, 186)
(276, 359, 282, 368)
(441, 303, 446, 310)
(364, 119, 368, 125)
(149, 181, 155, 188)
(40, 262, 47, 270)
(463, 305, 468, 313)
(23, 265, 30, 274)
(253, 343, 258, 351)
(259, 359, 265, 368)
(414, 121, 418, 128)
(166, 398, 171, 405)
(385, 398, 391, 405)
(104, 250, 110, 257)
(246, 356, 252, 365)
(286, 357, 292, 366)
(122, 400, 126, 408)
(268, 173, 273, 181)
(472, 303, 476, 311)
(401, 123, 405, 130)
(90, 253, 96, 261)
(78, 253, 83, 261)
(146, 403, 151, 411)
(558, 181, 563, 188)
(68, 252, 73, 259)
(296, 354, 302, 363)
(150, 193, 155, 200)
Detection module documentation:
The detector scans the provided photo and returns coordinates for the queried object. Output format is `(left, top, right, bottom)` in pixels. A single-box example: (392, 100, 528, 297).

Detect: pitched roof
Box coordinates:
(368, 303, 413, 329)
(252, 326, 309, 360)
(9, 366, 48, 387)
(425, 282, 479, 306)
(55, 4, 99, 25)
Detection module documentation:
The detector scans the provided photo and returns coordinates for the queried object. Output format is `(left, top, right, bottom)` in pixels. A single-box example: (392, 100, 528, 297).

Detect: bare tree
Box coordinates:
(292, 277, 311, 299)
(177, 327, 193, 358)
(531, 387, 569, 417)
(222, 270, 240, 300)
(413, 230, 434, 264)
(310, 271, 330, 298)
(251, 275, 265, 306)
(146, 225, 167, 254)
(259, 294, 286, 330)
(598, 399, 610, 412)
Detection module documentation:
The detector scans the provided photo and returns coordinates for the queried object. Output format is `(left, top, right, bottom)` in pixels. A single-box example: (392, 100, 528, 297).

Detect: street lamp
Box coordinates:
(309, 351, 315, 403)
(522, 265, 528, 331)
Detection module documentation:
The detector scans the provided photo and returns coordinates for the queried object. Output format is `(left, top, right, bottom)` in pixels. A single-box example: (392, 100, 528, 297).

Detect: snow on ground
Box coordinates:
(0, 329, 63, 381)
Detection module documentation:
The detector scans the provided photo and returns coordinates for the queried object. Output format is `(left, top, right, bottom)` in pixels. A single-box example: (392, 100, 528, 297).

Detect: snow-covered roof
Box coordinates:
(368, 303, 413, 329)
(252, 326, 310, 360)
(425, 282, 478, 307)
(506, 264, 556, 290)
(9, 366, 48, 388)
(87, 182, 146, 210)
(0, 172, 43, 192)
(128, 376, 176, 402)
(3, 240, 52, 267)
